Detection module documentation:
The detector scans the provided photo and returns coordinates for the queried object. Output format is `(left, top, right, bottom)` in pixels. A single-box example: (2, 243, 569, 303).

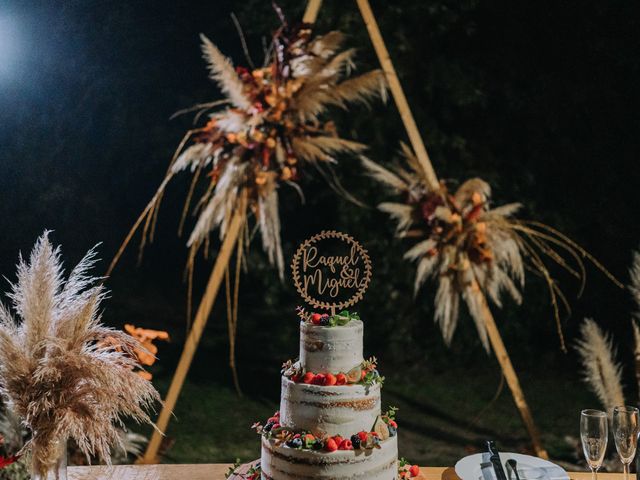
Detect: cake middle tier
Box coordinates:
(299, 319, 363, 373)
(279, 376, 381, 437)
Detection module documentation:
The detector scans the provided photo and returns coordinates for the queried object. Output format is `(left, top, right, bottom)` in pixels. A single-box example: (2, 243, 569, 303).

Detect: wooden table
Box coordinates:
(67, 465, 630, 480)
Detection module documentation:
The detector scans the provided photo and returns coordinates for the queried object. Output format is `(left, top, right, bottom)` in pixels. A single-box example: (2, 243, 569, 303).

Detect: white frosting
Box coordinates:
(279, 376, 381, 438)
(299, 320, 363, 374)
(261, 435, 397, 480)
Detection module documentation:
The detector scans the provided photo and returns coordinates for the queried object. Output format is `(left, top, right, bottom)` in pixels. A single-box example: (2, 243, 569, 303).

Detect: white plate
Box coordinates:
(455, 452, 569, 480)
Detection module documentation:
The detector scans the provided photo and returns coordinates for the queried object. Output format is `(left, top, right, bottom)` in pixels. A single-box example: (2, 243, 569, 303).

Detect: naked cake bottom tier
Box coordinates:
(260, 435, 398, 480)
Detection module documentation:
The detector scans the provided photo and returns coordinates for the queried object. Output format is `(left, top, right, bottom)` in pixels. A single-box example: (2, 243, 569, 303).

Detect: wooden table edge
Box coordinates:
(67, 464, 633, 480)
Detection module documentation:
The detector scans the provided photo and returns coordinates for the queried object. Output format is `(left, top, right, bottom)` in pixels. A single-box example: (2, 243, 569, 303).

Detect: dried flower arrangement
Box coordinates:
(576, 250, 640, 410)
(109, 10, 386, 283)
(0, 233, 159, 476)
(362, 144, 621, 351)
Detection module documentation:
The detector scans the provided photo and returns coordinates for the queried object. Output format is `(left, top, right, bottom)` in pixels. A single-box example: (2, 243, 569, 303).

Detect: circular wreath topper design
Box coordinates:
(291, 231, 372, 311)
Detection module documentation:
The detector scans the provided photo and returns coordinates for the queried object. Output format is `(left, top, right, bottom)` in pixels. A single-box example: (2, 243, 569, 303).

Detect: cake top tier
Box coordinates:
(299, 319, 363, 374)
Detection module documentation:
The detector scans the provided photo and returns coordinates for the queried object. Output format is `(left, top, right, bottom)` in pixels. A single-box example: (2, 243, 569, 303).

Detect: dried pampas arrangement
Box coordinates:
(362, 144, 621, 351)
(575, 319, 625, 411)
(0, 232, 159, 477)
(109, 10, 386, 282)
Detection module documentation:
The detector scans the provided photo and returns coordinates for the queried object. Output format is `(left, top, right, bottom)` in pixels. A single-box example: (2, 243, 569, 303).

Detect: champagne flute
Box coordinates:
(581, 409, 608, 480)
(613, 405, 640, 480)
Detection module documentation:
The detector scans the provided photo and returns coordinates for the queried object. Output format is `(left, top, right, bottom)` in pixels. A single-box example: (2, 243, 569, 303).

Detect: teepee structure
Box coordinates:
(112, 0, 618, 463)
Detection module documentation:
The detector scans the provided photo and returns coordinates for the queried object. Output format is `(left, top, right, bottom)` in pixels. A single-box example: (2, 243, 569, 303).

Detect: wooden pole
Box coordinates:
(355, 0, 547, 458)
(468, 283, 549, 459)
(140, 196, 247, 464)
(356, 0, 439, 191)
(303, 0, 323, 24)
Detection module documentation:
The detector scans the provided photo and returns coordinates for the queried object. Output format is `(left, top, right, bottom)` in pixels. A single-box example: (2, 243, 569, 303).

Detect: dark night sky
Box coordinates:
(0, 1, 639, 383)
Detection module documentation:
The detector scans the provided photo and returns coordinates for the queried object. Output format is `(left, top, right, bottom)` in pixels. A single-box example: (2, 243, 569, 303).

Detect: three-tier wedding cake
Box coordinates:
(253, 310, 419, 480)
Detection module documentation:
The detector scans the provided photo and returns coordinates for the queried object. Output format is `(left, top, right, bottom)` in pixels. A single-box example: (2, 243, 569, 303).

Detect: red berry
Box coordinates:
(291, 374, 301, 383)
(339, 439, 353, 450)
(304, 434, 315, 442)
(336, 373, 347, 385)
(333, 435, 343, 445)
(303, 372, 315, 384)
(357, 431, 368, 442)
(271, 423, 280, 430)
(267, 416, 279, 424)
(313, 374, 326, 385)
(371, 431, 379, 437)
(389, 420, 398, 428)
(311, 313, 322, 324)
(325, 438, 338, 452)
(410, 465, 420, 477)
(274, 411, 280, 417)
(325, 373, 337, 386)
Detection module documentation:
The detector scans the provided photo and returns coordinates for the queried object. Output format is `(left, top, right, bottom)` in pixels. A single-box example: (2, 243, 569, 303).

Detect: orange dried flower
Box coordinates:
(124, 324, 170, 377)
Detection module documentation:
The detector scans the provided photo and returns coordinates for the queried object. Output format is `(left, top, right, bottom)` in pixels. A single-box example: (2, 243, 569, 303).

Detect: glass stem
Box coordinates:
(623, 463, 629, 480)
(591, 467, 597, 480)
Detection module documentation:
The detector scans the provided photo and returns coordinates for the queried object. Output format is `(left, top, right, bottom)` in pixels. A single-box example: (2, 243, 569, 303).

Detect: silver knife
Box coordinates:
(486, 441, 508, 480)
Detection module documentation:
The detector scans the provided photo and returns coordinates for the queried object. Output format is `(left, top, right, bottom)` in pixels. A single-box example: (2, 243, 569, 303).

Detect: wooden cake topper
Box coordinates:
(291, 231, 372, 314)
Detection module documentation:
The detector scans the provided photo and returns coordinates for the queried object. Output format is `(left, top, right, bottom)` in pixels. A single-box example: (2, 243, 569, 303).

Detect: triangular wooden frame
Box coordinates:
(140, 0, 547, 464)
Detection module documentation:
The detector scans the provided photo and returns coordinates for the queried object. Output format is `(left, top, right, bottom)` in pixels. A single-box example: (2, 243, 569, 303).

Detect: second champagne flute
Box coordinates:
(613, 405, 640, 480)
